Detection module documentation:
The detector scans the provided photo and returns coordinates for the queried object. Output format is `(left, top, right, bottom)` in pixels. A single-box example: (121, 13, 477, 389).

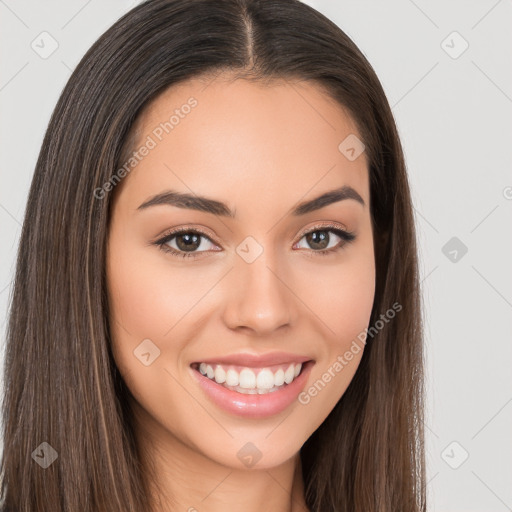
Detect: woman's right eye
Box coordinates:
(154, 229, 219, 259)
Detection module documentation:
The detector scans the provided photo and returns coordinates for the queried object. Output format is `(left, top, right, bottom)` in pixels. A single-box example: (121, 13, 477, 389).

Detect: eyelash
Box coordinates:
(153, 223, 356, 260)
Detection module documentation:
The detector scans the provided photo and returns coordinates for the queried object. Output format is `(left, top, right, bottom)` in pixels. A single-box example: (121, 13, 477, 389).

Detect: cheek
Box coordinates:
(323, 264, 375, 343)
(299, 240, 376, 348)
(106, 235, 178, 382)
(107, 241, 204, 342)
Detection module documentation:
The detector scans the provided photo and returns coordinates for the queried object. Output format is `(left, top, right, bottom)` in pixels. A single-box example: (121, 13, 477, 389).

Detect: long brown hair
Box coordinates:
(0, 0, 425, 510)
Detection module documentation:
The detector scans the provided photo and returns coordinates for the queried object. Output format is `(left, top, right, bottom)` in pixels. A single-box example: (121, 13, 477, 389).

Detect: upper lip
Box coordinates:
(191, 351, 313, 368)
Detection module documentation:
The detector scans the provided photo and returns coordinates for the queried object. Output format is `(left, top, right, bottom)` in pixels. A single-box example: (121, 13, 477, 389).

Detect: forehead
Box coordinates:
(116, 74, 369, 216)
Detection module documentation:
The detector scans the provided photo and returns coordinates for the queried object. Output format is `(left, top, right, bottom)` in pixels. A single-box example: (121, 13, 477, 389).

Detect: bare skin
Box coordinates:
(106, 73, 375, 512)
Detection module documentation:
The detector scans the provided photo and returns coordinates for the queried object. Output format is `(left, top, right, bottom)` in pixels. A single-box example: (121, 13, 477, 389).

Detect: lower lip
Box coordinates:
(190, 361, 315, 419)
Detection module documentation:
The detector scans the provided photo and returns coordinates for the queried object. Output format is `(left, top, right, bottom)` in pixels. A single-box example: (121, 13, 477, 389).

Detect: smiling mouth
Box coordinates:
(190, 361, 311, 395)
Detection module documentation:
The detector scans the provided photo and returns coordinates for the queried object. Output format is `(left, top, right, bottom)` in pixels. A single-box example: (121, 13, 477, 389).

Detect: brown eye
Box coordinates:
(174, 232, 202, 252)
(295, 226, 356, 255)
(155, 229, 219, 259)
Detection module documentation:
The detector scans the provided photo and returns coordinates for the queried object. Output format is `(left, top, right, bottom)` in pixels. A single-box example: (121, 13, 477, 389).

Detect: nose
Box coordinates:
(221, 248, 297, 336)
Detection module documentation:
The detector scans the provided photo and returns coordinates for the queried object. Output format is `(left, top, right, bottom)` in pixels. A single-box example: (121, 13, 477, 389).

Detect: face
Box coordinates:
(106, 74, 375, 471)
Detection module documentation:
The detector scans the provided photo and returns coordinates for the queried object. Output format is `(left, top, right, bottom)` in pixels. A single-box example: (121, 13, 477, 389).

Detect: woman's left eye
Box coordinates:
(154, 225, 356, 259)
(294, 226, 356, 255)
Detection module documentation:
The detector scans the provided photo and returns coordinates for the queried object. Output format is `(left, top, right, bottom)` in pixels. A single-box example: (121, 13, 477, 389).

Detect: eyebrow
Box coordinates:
(137, 185, 365, 217)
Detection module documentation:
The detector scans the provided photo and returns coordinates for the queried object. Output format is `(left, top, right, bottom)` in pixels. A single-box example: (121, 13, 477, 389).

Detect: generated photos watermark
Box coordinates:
(94, 96, 198, 200)
(298, 301, 402, 405)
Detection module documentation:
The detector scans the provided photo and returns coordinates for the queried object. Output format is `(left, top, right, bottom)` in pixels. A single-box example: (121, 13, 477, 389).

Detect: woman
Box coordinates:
(0, 0, 425, 510)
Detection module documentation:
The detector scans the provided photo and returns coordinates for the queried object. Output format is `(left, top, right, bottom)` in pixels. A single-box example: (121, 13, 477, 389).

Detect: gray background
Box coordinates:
(1, 0, 511, 510)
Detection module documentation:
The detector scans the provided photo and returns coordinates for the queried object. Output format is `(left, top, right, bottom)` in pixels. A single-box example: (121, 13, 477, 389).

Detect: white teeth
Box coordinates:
(284, 364, 295, 384)
(196, 362, 304, 393)
(224, 383, 284, 394)
(239, 368, 256, 389)
(225, 369, 239, 387)
(274, 368, 285, 386)
(214, 365, 226, 384)
(256, 368, 275, 389)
